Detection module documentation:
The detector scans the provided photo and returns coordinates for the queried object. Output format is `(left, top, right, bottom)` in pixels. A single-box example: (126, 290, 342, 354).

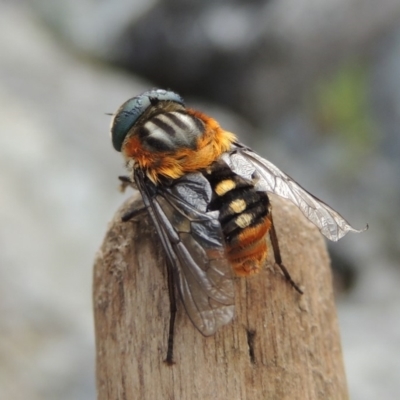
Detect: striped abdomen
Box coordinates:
(204, 160, 271, 276)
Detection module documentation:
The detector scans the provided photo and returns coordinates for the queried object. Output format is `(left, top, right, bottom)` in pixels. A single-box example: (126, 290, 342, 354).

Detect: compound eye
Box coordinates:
(110, 89, 185, 152)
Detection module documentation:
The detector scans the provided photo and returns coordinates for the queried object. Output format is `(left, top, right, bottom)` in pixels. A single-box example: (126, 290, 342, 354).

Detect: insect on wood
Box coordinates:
(109, 88, 366, 364)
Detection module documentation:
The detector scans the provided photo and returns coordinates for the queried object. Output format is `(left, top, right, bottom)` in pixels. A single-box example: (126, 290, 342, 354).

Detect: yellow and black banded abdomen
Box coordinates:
(204, 161, 271, 276)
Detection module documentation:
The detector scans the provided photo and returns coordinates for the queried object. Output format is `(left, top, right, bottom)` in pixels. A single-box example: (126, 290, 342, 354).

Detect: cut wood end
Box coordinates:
(93, 192, 348, 400)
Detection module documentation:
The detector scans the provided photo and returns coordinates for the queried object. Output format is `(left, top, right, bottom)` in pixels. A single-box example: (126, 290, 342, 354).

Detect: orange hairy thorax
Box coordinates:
(122, 110, 236, 183)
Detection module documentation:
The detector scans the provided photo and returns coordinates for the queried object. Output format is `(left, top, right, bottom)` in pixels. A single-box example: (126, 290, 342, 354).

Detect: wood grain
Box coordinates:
(93, 192, 348, 400)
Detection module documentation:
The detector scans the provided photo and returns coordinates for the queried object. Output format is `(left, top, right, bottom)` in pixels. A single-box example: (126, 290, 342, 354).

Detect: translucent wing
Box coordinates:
(134, 170, 234, 336)
(221, 144, 366, 241)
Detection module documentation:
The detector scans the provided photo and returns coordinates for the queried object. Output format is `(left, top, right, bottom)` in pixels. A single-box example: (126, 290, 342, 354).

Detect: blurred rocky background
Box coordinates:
(1, 1, 400, 399)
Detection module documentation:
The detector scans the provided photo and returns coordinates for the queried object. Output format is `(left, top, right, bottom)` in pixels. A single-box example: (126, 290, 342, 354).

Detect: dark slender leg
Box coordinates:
(164, 259, 177, 365)
(121, 206, 146, 222)
(118, 175, 135, 193)
(118, 176, 147, 221)
(118, 175, 132, 184)
(124, 170, 178, 364)
(269, 213, 303, 295)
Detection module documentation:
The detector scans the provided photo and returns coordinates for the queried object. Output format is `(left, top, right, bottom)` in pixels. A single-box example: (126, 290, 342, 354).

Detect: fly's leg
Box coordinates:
(120, 191, 177, 364)
(164, 258, 177, 365)
(121, 206, 146, 222)
(268, 213, 303, 295)
(129, 169, 178, 365)
(119, 175, 138, 192)
(118, 175, 133, 192)
(118, 176, 147, 221)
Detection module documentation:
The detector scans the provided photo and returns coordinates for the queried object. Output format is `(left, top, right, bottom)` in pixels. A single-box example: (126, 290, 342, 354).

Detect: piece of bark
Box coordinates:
(93, 192, 348, 400)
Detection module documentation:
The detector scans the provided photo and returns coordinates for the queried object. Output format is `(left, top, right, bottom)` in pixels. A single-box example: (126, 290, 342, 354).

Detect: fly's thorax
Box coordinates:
(120, 102, 200, 152)
(135, 110, 204, 152)
(121, 106, 236, 183)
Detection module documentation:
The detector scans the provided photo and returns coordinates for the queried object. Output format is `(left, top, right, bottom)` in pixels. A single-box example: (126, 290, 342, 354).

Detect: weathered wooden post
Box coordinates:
(93, 193, 348, 399)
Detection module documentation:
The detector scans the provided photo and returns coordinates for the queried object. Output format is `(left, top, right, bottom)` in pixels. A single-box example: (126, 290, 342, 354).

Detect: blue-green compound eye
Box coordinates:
(110, 89, 185, 151)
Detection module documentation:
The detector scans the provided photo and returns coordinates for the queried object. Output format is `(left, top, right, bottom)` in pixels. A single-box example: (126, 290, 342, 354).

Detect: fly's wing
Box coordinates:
(134, 170, 234, 336)
(221, 145, 367, 241)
